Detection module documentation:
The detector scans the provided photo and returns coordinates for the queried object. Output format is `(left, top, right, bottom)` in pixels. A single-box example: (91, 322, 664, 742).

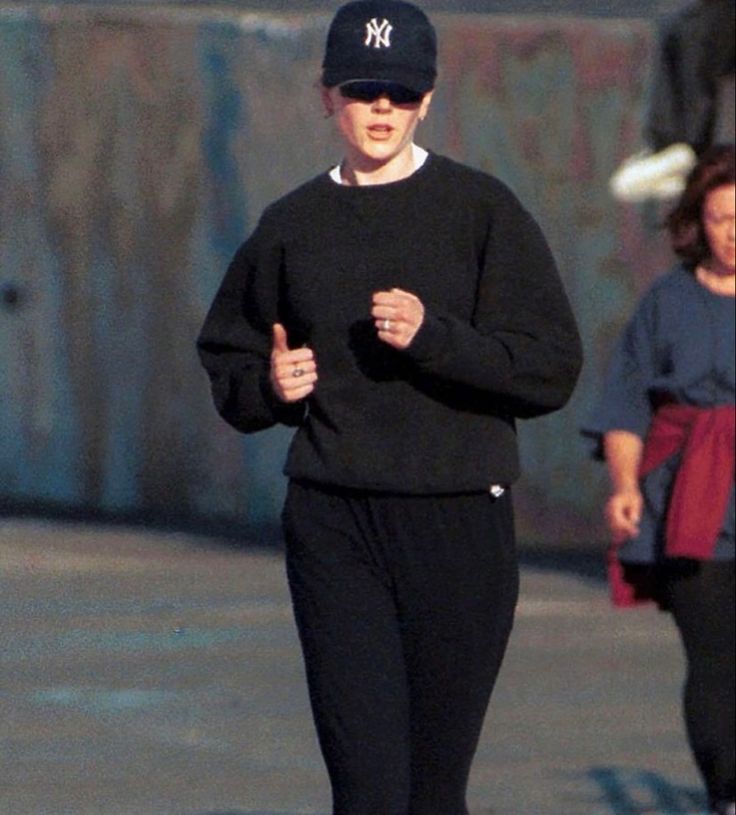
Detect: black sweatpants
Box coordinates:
(282, 480, 519, 815)
(664, 560, 736, 806)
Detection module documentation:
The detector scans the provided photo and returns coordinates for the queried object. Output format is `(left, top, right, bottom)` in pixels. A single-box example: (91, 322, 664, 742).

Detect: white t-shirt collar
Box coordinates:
(329, 144, 429, 185)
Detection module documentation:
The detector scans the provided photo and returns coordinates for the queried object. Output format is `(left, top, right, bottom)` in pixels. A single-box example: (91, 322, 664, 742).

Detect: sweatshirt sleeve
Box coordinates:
(581, 291, 658, 458)
(196, 211, 306, 434)
(404, 181, 583, 418)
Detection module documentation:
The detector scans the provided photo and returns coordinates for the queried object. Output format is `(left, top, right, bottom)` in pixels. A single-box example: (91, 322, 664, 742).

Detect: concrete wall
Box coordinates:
(0, 1, 687, 15)
(0, 5, 673, 542)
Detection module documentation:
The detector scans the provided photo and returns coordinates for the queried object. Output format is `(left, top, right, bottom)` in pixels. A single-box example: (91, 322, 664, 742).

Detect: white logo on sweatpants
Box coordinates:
(365, 18, 393, 49)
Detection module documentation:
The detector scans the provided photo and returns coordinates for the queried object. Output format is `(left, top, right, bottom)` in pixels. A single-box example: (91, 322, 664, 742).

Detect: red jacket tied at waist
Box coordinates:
(608, 403, 735, 609)
(640, 402, 735, 560)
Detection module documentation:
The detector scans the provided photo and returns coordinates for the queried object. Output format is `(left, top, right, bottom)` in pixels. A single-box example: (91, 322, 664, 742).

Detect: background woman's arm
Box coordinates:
(603, 429, 645, 542)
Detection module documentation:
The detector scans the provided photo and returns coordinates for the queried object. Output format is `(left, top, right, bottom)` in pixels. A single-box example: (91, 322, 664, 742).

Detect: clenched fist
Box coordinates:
(371, 288, 425, 350)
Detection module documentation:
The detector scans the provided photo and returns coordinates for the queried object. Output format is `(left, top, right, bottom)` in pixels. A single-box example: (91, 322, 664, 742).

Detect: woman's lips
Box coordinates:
(368, 124, 394, 139)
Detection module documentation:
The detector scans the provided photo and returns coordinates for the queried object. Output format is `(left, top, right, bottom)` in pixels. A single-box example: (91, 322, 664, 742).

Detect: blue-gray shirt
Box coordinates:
(583, 266, 735, 563)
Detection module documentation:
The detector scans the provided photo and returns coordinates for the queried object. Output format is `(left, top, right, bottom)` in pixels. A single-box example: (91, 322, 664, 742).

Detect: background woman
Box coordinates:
(585, 144, 735, 815)
(198, 1, 582, 812)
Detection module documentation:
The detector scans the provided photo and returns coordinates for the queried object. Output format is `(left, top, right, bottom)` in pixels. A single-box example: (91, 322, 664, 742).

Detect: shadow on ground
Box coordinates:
(589, 767, 706, 815)
(0, 500, 284, 550)
(1, 503, 610, 584)
(519, 543, 607, 585)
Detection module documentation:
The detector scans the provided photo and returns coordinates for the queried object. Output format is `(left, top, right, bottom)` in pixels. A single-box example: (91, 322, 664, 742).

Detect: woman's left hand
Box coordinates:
(372, 288, 425, 350)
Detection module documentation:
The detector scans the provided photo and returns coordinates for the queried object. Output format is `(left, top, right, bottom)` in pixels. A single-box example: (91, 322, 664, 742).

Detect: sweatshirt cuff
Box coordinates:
(404, 311, 451, 367)
(259, 374, 306, 427)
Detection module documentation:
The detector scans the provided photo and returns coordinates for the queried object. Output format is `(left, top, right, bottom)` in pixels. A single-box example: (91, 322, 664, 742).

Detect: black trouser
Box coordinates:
(282, 481, 519, 815)
(646, 0, 735, 153)
(663, 560, 736, 806)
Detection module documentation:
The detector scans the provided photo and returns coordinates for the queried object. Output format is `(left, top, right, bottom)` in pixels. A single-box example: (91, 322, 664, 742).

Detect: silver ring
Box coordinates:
(292, 368, 305, 378)
(382, 319, 391, 332)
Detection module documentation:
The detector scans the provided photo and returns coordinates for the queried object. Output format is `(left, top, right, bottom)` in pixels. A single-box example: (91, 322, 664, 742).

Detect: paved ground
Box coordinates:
(0, 517, 709, 815)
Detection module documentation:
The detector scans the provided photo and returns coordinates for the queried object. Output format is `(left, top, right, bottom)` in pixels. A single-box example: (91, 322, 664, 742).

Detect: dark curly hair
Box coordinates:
(667, 144, 736, 268)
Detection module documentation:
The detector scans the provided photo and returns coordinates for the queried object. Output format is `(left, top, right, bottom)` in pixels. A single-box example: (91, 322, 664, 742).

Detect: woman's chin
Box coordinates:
(360, 144, 400, 163)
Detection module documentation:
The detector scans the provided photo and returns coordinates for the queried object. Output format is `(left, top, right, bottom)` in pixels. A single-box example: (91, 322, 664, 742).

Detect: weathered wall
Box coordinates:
(0, 5, 672, 541)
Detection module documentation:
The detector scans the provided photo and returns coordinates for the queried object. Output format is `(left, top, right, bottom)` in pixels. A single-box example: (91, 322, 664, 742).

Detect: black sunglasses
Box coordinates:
(339, 81, 425, 105)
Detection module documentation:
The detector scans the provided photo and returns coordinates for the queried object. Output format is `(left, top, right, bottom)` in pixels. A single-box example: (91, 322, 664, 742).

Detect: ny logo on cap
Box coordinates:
(365, 17, 393, 49)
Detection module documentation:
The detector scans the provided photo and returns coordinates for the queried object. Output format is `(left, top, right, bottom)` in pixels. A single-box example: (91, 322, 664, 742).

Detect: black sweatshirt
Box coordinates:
(197, 153, 583, 493)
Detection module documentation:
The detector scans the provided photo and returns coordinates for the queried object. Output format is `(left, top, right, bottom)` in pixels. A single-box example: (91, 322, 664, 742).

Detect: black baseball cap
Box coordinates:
(322, 0, 438, 94)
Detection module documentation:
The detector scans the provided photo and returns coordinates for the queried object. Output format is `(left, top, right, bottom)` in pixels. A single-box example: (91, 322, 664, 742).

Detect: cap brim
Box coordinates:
(337, 78, 426, 94)
(323, 66, 435, 94)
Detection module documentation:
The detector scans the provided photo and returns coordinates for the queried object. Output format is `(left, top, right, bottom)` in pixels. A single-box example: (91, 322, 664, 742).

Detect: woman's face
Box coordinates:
(322, 85, 434, 169)
(703, 183, 736, 273)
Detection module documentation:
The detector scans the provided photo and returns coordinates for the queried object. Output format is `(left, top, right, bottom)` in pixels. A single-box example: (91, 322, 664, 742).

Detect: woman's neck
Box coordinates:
(340, 144, 416, 187)
(696, 260, 736, 297)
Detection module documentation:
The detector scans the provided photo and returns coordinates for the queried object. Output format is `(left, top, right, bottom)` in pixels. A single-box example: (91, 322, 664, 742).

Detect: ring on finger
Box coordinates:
(292, 367, 305, 378)
(382, 319, 391, 332)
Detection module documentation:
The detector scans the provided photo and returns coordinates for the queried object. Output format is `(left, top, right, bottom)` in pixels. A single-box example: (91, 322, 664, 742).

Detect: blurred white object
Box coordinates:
(609, 142, 698, 203)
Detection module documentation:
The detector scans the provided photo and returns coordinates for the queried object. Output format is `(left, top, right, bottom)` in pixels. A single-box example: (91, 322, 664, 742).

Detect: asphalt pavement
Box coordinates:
(0, 517, 708, 815)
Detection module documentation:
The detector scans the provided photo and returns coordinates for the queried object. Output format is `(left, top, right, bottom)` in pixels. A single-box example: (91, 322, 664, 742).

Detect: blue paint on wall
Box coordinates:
(199, 24, 249, 266)
(0, 17, 84, 505)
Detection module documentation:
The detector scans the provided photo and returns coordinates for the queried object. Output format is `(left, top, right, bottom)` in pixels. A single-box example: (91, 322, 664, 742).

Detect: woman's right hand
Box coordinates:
(604, 489, 644, 544)
(270, 323, 318, 403)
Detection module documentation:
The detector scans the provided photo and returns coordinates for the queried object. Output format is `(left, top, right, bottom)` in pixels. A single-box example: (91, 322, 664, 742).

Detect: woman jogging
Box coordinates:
(198, 2, 582, 812)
